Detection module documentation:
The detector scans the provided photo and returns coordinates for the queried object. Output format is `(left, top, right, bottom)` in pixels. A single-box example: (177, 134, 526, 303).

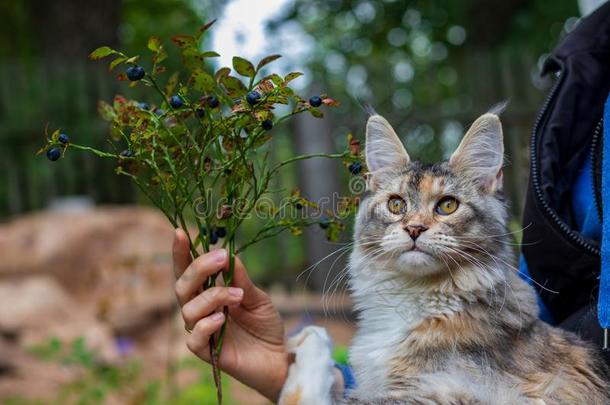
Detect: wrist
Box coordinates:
(259, 351, 291, 402)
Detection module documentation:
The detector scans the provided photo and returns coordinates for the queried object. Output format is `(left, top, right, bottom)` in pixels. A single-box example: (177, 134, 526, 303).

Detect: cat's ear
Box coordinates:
(365, 115, 410, 172)
(449, 113, 504, 192)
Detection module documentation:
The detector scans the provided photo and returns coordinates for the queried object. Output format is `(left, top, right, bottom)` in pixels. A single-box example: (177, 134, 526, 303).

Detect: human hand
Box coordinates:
(173, 229, 289, 401)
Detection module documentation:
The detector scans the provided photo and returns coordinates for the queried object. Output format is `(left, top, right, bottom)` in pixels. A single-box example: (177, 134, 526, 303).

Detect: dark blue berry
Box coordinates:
(349, 162, 363, 175)
(246, 91, 261, 105)
(138, 102, 150, 110)
(126, 65, 145, 81)
(58, 133, 69, 144)
(208, 96, 219, 108)
(46, 147, 61, 161)
(309, 96, 322, 107)
(120, 149, 133, 158)
(154, 108, 165, 116)
(209, 232, 219, 245)
(319, 217, 331, 229)
(169, 95, 184, 109)
(215, 227, 227, 238)
(261, 119, 273, 130)
(196, 108, 205, 118)
(295, 202, 303, 210)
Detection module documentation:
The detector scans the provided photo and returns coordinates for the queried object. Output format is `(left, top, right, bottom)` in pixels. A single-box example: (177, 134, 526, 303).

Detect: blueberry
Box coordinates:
(154, 108, 165, 116)
(58, 133, 69, 144)
(261, 119, 273, 130)
(295, 202, 303, 210)
(348, 162, 363, 175)
(126, 65, 145, 81)
(246, 91, 261, 105)
(196, 108, 205, 118)
(138, 102, 150, 110)
(309, 96, 322, 107)
(46, 146, 61, 161)
(215, 227, 227, 238)
(210, 232, 219, 245)
(319, 217, 331, 229)
(208, 96, 219, 108)
(120, 149, 133, 158)
(169, 95, 184, 109)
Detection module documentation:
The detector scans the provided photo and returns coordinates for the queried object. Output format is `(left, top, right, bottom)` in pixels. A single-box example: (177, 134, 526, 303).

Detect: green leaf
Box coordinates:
(148, 36, 161, 52)
(263, 73, 284, 86)
(89, 46, 115, 60)
(221, 75, 247, 97)
(109, 56, 127, 71)
(232, 56, 255, 78)
(164, 72, 180, 98)
(152, 48, 168, 65)
(191, 70, 215, 92)
(201, 51, 220, 58)
(284, 72, 303, 84)
(182, 49, 204, 70)
(308, 108, 323, 119)
(256, 54, 281, 71)
(125, 55, 140, 64)
(215, 67, 231, 82)
(97, 101, 116, 121)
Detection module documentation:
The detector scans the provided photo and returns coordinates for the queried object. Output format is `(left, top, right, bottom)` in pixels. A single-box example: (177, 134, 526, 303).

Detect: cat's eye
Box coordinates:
(435, 197, 459, 215)
(387, 196, 406, 215)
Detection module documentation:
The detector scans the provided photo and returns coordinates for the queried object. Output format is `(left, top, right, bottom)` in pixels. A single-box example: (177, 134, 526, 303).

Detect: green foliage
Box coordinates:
(38, 21, 362, 403)
(12, 336, 230, 405)
(332, 345, 349, 365)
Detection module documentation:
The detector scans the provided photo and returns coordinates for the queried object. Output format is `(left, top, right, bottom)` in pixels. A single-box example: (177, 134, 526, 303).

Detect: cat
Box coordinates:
(278, 111, 610, 405)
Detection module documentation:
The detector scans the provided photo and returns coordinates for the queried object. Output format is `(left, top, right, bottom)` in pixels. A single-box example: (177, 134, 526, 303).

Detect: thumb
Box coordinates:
(230, 256, 268, 307)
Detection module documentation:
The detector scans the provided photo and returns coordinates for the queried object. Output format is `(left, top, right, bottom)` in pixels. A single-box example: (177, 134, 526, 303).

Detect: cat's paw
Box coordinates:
(279, 326, 336, 405)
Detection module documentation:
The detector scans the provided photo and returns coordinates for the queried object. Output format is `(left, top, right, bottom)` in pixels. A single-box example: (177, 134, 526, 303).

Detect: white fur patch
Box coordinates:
(278, 326, 336, 405)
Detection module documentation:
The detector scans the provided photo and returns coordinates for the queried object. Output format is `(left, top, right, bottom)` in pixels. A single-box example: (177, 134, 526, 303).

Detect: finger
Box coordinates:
(230, 256, 267, 307)
(181, 286, 244, 329)
(175, 249, 228, 305)
(173, 228, 192, 279)
(186, 312, 226, 361)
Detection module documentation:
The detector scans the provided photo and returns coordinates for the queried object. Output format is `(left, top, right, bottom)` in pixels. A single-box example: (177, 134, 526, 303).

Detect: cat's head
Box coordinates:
(354, 112, 508, 279)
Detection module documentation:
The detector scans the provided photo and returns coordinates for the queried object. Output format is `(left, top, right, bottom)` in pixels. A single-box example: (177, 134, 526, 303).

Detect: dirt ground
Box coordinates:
(0, 207, 355, 404)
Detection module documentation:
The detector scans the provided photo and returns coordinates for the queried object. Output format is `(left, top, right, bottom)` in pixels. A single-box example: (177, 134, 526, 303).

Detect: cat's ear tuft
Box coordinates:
(365, 115, 410, 172)
(449, 113, 504, 192)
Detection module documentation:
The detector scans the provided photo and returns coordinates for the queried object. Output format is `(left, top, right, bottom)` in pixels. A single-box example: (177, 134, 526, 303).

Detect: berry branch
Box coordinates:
(38, 20, 363, 404)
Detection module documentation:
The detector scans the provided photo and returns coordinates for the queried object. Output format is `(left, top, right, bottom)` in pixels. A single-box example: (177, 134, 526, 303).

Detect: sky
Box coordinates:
(210, 0, 313, 89)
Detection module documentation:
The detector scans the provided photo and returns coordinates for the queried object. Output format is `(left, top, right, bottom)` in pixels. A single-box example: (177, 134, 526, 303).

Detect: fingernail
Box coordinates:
(211, 312, 224, 322)
(212, 249, 227, 263)
(228, 287, 243, 297)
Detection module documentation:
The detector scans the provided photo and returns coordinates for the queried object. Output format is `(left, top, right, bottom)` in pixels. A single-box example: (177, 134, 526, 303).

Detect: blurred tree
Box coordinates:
(269, 0, 579, 161)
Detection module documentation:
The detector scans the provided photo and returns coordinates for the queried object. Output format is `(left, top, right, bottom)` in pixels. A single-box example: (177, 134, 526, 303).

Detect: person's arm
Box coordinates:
(172, 229, 290, 401)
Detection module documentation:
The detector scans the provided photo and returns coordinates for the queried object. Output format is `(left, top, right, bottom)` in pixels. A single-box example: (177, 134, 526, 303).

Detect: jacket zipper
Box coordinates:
(591, 118, 603, 222)
(529, 64, 601, 257)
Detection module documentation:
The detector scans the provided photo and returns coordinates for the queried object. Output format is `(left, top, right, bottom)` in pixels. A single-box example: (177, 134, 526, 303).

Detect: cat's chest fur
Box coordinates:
(348, 273, 470, 396)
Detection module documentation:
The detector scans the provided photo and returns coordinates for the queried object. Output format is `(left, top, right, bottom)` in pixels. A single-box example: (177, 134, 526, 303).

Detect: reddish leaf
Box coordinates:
(172, 35, 196, 49)
(322, 97, 340, 107)
(196, 19, 217, 40)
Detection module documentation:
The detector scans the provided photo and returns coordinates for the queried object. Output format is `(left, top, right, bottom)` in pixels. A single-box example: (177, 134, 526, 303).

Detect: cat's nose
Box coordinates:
(404, 224, 428, 240)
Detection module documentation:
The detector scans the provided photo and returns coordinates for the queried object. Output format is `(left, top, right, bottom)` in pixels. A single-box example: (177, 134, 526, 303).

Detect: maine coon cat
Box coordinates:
(278, 111, 610, 404)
